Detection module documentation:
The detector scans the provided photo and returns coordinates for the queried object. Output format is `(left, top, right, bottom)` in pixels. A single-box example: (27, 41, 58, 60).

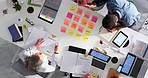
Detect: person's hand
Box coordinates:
(35, 38, 44, 49)
(84, 4, 96, 8)
(77, 0, 88, 6)
(83, 73, 93, 78)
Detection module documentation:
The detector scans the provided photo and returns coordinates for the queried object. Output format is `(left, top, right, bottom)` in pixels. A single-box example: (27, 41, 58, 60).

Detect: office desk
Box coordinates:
(0, 0, 148, 78)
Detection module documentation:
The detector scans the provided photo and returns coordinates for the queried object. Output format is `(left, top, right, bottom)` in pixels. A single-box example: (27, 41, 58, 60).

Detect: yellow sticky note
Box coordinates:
(70, 5, 77, 12)
(75, 33, 81, 40)
(68, 29, 74, 36)
(85, 29, 91, 36)
(137, 45, 141, 51)
(82, 36, 88, 42)
(92, 74, 98, 78)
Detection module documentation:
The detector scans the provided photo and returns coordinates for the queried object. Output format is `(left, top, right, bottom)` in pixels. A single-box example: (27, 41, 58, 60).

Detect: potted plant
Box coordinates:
(12, 0, 21, 11)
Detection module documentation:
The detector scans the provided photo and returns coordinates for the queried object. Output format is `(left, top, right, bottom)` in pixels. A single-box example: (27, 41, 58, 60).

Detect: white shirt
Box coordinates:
(18, 46, 58, 73)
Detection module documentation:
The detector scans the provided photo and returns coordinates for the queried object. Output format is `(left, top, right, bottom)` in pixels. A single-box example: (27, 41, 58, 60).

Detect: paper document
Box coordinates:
(60, 51, 93, 74)
(25, 27, 58, 56)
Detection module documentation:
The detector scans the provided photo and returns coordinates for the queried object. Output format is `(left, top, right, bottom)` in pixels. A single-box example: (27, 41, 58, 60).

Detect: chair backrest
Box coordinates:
(11, 59, 38, 76)
(11, 59, 55, 78)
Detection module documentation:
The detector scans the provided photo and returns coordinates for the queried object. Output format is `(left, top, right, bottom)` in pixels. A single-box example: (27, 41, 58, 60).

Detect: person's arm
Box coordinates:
(83, 73, 93, 78)
(18, 38, 44, 62)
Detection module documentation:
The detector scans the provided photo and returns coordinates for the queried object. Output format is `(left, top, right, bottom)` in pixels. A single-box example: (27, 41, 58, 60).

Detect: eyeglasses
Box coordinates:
(25, 17, 35, 26)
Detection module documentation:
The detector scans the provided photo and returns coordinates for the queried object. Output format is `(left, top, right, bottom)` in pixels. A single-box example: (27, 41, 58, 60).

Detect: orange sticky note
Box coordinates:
(70, 5, 77, 12)
(85, 29, 91, 36)
(81, 19, 88, 26)
(82, 36, 88, 42)
(91, 15, 98, 23)
(64, 19, 70, 26)
(88, 22, 94, 29)
(76, 8, 83, 15)
(75, 33, 81, 40)
(84, 12, 91, 19)
(60, 26, 67, 33)
(73, 15, 80, 22)
(78, 26, 84, 33)
(66, 12, 73, 19)
(71, 22, 78, 29)
(68, 29, 75, 36)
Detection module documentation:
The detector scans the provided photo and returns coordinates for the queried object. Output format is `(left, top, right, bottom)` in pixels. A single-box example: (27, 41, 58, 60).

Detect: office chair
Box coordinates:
(11, 55, 54, 78)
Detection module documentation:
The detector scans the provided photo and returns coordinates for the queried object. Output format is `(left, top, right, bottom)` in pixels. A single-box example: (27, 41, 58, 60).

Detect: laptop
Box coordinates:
(88, 49, 111, 76)
(120, 52, 148, 78)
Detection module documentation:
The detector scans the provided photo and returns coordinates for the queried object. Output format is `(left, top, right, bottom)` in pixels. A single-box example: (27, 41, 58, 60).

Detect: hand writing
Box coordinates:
(35, 38, 44, 49)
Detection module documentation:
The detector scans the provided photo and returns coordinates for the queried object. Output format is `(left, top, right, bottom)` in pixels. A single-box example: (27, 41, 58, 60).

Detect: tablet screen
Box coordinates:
(112, 31, 128, 48)
(89, 49, 111, 62)
(38, 0, 62, 24)
(121, 53, 136, 75)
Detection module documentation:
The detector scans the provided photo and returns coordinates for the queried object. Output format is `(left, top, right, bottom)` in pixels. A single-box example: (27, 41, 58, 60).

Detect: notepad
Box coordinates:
(60, 51, 93, 74)
(8, 24, 23, 41)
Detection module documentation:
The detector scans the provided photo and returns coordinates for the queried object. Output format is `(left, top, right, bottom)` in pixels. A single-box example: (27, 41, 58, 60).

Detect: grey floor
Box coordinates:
(0, 0, 148, 78)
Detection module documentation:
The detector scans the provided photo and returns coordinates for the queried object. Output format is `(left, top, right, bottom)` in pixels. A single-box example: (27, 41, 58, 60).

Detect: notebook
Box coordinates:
(12, 26, 23, 42)
(60, 51, 93, 74)
(8, 24, 23, 41)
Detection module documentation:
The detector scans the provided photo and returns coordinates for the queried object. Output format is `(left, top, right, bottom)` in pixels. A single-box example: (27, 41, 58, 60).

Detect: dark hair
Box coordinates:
(25, 55, 43, 72)
(102, 14, 116, 30)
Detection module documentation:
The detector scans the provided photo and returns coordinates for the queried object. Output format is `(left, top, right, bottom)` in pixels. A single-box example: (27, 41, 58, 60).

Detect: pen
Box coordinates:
(99, 26, 103, 33)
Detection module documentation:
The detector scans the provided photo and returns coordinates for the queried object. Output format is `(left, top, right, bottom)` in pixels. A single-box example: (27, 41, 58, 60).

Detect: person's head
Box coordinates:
(25, 52, 44, 72)
(102, 14, 118, 32)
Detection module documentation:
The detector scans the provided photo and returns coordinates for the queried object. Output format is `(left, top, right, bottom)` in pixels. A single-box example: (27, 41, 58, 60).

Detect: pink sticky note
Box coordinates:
(78, 26, 84, 33)
(91, 15, 98, 23)
(64, 19, 70, 26)
(60, 26, 67, 33)
(76, 8, 83, 15)
(66, 12, 73, 19)
(84, 12, 91, 19)
(73, 15, 80, 22)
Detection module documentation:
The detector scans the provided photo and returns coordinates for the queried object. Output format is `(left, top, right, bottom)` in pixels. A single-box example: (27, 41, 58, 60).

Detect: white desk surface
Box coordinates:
(0, 0, 148, 78)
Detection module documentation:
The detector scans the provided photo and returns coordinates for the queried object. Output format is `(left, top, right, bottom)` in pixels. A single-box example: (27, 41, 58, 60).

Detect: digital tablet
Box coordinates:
(38, 0, 62, 24)
(121, 53, 136, 75)
(112, 31, 128, 48)
(88, 49, 111, 62)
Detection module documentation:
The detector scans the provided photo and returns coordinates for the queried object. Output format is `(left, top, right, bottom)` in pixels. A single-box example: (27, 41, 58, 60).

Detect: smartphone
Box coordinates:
(117, 64, 123, 73)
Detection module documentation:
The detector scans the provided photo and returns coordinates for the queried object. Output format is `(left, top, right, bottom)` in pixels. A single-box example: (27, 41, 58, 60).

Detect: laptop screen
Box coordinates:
(121, 53, 136, 75)
(89, 49, 111, 62)
(38, 0, 62, 24)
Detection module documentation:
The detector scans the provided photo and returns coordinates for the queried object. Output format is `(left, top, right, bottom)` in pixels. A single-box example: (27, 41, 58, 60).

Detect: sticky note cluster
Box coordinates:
(60, 5, 99, 42)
